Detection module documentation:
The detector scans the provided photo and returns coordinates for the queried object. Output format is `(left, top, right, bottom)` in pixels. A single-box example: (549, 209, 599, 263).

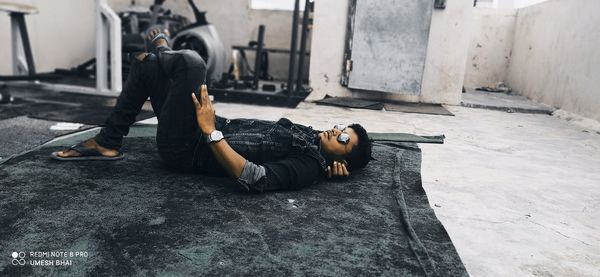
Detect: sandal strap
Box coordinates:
(151, 33, 170, 44)
(145, 30, 171, 54)
(68, 144, 103, 157)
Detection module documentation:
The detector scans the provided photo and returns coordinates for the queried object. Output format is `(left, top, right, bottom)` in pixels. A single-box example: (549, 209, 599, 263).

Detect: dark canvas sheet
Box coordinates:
(383, 102, 454, 116)
(314, 96, 453, 116)
(28, 107, 154, 126)
(370, 133, 445, 144)
(315, 96, 385, 110)
(0, 138, 466, 276)
(0, 116, 93, 159)
(0, 90, 155, 125)
(0, 98, 70, 121)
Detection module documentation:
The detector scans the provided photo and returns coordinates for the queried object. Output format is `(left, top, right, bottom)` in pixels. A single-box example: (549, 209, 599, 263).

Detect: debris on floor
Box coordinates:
(49, 122, 85, 131)
(476, 81, 512, 93)
(315, 95, 454, 116)
(461, 89, 554, 115)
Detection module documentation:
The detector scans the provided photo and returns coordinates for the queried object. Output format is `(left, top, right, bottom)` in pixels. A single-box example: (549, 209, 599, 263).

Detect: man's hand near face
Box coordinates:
(326, 161, 350, 179)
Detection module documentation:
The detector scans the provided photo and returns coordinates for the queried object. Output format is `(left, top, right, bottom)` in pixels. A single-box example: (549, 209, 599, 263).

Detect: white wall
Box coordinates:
(497, 0, 515, 9)
(307, 0, 472, 105)
(0, 0, 95, 74)
(513, 0, 549, 8)
(463, 8, 516, 88)
(476, 0, 549, 8)
(507, 0, 600, 121)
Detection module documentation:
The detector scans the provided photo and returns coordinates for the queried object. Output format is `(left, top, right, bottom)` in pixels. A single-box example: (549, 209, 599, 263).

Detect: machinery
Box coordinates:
(171, 1, 226, 82)
(0, 0, 123, 96)
(120, 0, 226, 82)
(1, 0, 308, 108)
(0, 0, 226, 96)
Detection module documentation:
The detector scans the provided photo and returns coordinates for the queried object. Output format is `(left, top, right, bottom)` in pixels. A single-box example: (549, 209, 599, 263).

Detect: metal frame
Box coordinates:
(48, 0, 121, 96)
(295, 0, 311, 92)
(95, 0, 122, 96)
(10, 13, 36, 76)
(207, 0, 311, 108)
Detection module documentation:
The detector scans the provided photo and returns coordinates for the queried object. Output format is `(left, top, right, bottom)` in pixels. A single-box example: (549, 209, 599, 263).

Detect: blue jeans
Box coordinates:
(95, 48, 208, 171)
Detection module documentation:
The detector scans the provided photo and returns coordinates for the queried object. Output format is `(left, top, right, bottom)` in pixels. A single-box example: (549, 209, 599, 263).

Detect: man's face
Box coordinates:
(319, 125, 359, 161)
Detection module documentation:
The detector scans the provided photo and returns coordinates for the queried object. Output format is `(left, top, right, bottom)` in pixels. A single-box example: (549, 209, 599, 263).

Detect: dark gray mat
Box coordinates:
(383, 103, 454, 116)
(370, 133, 445, 144)
(0, 98, 73, 121)
(315, 96, 384, 110)
(0, 116, 93, 160)
(0, 89, 155, 125)
(29, 107, 154, 126)
(314, 96, 453, 116)
(0, 138, 466, 276)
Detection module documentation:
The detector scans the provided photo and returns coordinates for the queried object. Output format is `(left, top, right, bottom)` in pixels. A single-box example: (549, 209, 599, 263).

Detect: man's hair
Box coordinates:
(345, 123, 372, 172)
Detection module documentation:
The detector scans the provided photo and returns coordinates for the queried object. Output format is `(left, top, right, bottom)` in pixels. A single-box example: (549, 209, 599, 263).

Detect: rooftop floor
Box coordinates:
(2, 95, 599, 276)
(208, 101, 600, 276)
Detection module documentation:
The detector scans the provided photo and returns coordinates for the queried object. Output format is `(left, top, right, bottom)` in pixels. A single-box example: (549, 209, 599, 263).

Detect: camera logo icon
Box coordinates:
(11, 252, 26, 266)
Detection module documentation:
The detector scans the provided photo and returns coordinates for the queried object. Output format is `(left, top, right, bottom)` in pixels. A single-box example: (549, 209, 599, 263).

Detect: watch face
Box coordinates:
(209, 130, 223, 142)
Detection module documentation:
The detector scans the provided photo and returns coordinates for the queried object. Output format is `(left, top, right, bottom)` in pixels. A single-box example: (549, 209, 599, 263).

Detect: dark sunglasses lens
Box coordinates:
(338, 133, 350, 144)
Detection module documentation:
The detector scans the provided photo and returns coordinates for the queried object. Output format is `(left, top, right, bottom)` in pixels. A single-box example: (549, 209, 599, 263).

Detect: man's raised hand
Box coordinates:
(191, 84, 216, 136)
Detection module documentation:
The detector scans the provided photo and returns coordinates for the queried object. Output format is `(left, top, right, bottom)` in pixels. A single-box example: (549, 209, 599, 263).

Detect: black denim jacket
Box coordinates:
(195, 116, 328, 192)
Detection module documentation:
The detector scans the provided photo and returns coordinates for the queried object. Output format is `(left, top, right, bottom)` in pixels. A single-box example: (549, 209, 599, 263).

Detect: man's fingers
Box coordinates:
(327, 166, 332, 178)
(191, 93, 201, 107)
(341, 163, 350, 177)
(201, 92, 208, 107)
(202, 84, 214, 108)
(332, 162, 339, 176)
(199, 85, 210, 107)
(200, 84, 208, 98)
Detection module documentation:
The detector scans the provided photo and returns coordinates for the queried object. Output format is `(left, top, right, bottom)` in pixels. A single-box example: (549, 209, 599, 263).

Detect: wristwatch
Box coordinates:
(206, 130, 224, 143)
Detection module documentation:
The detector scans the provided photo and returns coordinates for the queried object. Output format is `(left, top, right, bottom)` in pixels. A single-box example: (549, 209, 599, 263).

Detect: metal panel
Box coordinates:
(343, 0, 433, 95)
(96, 0, 122, 96)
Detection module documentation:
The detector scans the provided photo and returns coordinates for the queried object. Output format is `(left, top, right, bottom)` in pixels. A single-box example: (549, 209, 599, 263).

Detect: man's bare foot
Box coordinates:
(146, 28, 170, 48)
(56, 139, 120, 158)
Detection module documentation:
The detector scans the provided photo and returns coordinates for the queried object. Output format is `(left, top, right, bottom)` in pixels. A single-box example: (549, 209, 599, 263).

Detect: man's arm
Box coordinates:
(256, 154, 322, 192)
(192, 85, 245, 178)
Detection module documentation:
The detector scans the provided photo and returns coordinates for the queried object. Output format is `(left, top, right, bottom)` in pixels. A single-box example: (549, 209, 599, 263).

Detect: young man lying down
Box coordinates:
(52, 30, 372, 192)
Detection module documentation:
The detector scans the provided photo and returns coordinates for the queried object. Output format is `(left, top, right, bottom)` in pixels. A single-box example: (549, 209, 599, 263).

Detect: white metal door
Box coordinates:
(342, 0, 433, 95)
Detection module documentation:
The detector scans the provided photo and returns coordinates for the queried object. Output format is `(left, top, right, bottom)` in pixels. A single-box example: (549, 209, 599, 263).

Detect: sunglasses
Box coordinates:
(333, 124, 351, 145)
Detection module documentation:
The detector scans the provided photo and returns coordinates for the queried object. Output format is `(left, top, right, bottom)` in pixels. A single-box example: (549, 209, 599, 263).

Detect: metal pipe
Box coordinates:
(253, 25, 265, 90)
(286, 0, 300, 96)
(96, 0, 122, 96)
(13, 14, 36, 76)
(295, 0, 310, 94)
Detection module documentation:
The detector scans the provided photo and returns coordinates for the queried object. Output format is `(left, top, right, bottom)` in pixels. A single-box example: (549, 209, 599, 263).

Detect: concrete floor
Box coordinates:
(175, 101, 600, 277)
(13, 96, 597, 276)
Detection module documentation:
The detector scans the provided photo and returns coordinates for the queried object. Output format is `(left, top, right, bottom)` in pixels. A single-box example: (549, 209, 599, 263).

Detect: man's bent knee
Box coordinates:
(160, 49, 207, 80)
(179, 49, 206, 69)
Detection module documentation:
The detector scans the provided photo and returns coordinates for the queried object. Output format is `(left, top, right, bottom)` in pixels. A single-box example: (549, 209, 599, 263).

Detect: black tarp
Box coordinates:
(0, 137, 467, 276)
